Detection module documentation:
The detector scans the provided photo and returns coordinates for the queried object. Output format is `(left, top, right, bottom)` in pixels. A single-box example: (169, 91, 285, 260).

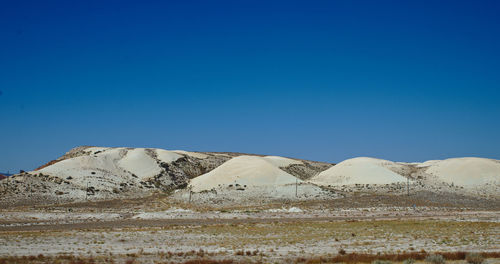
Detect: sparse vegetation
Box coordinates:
(466, 253, 485, 264)
(426, 254, 446, 264)
(291, 252, 500, 264)
(403, 258, 416, 264)
(0, 250, 498, 263)
(372, 260, 392, 264)
(0, 182, 498, 264)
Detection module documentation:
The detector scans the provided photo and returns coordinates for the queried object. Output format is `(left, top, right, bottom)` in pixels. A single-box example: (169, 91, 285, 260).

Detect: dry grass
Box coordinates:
(0, 254, 111, 264)
(181, 260, 234, 264)
(1, 219, 498, 263)
(295, 252, 500, 264)
(465, 253, 485, 264)
(184, 220, 498, 249)
(0, 252, 499, 264)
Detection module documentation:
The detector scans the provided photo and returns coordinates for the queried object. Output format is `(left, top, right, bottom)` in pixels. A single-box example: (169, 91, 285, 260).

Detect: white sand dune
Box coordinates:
(38, 147, 128, 178)
(262, 156, 303, 167)
(36, 147, 183, 191)
(118, 148, 161, 180)
(37, 148, 131, 190)
(420, 157, 500, 186)
(24, 145, 500, 201)
(156, 149, 182, 163)
(416, 160, 441, 168)
(85, 147, 110, 154)
(189, 156, 301, 192)
(173, 150, 209, 159)
(310, 157, 408, 186)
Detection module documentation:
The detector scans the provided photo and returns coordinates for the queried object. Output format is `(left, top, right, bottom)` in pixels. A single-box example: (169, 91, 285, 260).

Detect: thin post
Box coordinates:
(407, 177, 409, 196)
(295, 178, 298, 197)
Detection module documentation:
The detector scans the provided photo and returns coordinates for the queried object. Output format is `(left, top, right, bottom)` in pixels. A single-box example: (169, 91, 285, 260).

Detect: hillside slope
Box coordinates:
(309, 157, 410, 186)
(0, 147, 232, 205)
(419, 157, 500, 186)
(0, 147, 498, 207)
(189, 156, 300, 192)
(183, 155, 333, 203)
(0, 146, 332, 206)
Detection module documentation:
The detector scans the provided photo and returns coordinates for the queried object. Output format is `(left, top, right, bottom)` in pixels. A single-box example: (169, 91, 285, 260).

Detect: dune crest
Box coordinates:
(189, 155, 300, 192)
(309, 157, 409, 186)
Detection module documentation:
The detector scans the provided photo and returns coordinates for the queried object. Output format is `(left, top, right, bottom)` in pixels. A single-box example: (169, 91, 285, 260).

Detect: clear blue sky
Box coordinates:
(1, 0, 500, 172)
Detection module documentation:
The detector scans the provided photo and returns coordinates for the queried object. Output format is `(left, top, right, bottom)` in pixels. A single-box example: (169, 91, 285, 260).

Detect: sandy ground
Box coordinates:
(1, 207, 499, 230)
(0, 205, 499, 263)
(1, 148, 499, 263)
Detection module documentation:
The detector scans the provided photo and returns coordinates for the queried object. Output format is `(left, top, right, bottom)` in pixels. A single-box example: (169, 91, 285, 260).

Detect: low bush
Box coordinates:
(372, 260, 392, 264)
(466, 253, 484, 264)
(403, 258, 416, 264)
(426, 254, 446, 264)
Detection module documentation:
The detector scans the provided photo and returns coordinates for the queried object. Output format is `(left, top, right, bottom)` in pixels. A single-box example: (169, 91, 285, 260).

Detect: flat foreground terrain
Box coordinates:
(1, 147, 499, 262)
(0, 205, 499, 263)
